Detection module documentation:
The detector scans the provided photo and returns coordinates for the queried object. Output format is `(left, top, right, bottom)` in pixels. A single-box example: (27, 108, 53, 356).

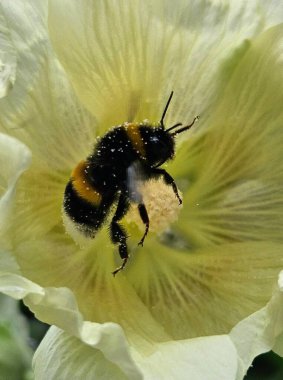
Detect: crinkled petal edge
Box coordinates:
(0, 272, 142, 379)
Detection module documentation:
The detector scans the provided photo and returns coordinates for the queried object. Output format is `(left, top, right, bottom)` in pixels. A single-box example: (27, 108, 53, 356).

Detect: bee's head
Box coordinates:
(143, 92, 199, 167)
(145, 126, 175, 167)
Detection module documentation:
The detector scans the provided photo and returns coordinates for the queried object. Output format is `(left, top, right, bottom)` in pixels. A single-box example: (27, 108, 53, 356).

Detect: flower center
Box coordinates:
(126, 178, 183, 233)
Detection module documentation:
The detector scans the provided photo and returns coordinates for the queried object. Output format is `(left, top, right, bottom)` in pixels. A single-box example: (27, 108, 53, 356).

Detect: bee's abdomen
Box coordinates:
(71, 160, 102, 206)
(93, 124, 146, 166)
(63, 181, 102, 229)
(62, 161, 112, 239)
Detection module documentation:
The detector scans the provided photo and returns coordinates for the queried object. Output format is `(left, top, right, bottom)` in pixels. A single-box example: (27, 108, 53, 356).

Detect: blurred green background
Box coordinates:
(0, 295, 282, 379)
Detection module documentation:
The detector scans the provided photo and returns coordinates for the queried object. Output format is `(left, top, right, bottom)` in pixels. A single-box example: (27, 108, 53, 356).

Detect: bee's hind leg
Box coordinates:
(110, 193, 130, 276)
(151, 168, 182, 205)
(137, 203, 149, 247)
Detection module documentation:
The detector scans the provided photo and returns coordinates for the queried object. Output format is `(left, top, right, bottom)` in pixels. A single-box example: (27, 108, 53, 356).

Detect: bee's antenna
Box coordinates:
(166, 122, 183, 132)
(160, 91, 174, 128)
(170, 116, 200, 137)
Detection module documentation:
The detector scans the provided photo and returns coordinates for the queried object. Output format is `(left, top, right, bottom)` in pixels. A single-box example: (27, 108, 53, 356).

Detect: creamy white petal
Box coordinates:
(34, 328, 238, 380)
(0, 249, 19, 274)
(0, 7, 16, 98)
(0, 57, 95, 172)
(229, 270, 283, 379)
(0, 273, 142, 379)
(0, 137, 22, 273)
(273, 333, 283, 357)
(268, 271, 283, 357)
(48, 0, 282, 130)
(0, 1, 47, 102)
(0, 133, 31, 237)
(33, 327, 131, 380)
(0, 0, 95, 169)
(258, 0, 283, 26)
(134, 335, 237, 380)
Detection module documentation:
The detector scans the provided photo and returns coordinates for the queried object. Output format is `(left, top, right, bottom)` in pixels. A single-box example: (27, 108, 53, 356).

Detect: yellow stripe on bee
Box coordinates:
(124, 123, 146, 158)
(71, 161, 102, 205)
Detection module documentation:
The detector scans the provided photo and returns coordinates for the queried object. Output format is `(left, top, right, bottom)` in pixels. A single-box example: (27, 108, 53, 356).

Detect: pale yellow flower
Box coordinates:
(0, 1, 283, 379)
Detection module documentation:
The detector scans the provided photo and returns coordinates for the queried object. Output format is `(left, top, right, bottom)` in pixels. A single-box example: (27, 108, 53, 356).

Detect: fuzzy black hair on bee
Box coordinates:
(63, 92, 199, 275)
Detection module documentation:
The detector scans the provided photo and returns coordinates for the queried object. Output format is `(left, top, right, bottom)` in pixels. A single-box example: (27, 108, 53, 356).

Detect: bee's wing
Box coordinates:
(126, 161, 146, 203)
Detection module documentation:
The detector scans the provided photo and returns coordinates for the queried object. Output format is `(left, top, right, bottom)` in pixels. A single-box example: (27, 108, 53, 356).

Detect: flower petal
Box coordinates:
(0, 59, 95, 172)
(34, 328, 238, 380)
(0, 0, 96, 170)
(127, 240, 283, 340)
(168, 24, 283, 249)
(259, 0, 283, 26)
(0, 273, 142, 379)
(0, 133, 31, 224)
(0, 248, 19, 274)
(0, 1, 47, 102)
(33, 326, 138, 380)
(0, 7, 16, 98)
(13, 227, 283, 342)
(267, 271, 283, 357)
(229, 270, 283, 379)
(0, 133, 30, 272)
(133, 335, 238, 380)
(48, 0, 282, 128)
(13, 231, 172, 343)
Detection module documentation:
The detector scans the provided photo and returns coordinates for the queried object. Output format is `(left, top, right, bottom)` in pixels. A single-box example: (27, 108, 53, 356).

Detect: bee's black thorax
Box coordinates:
(91, 125, 140, 167)
(89, 122, 175, 170)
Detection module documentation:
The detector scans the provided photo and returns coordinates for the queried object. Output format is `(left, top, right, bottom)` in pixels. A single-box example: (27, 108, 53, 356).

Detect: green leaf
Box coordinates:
(0, 295, 33, 380)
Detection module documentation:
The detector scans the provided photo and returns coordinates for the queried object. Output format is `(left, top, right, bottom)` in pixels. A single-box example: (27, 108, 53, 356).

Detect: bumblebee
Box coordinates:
(63, 92, 198, 275)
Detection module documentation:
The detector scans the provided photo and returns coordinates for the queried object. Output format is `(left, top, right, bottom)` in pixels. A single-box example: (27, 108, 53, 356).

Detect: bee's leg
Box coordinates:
(137, 203, 149, 247)
(151, 168, 182, 205)
(110, 193, 130, 276)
